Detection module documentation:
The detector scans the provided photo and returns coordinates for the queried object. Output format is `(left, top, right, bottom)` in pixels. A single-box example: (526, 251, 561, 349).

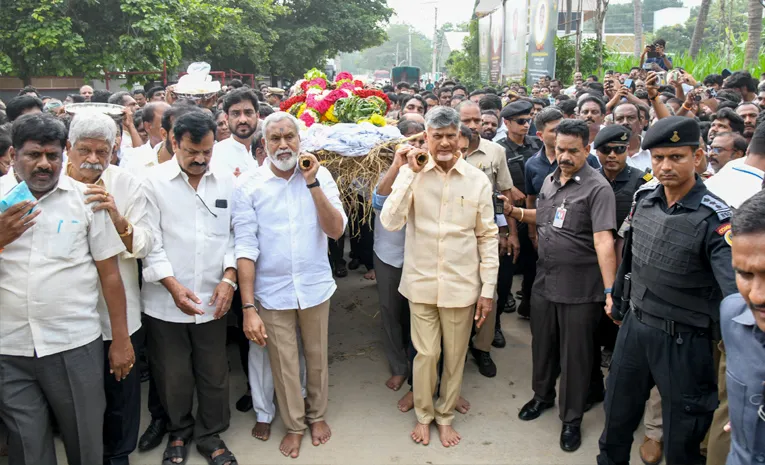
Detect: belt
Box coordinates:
(631, 307, 709, 337)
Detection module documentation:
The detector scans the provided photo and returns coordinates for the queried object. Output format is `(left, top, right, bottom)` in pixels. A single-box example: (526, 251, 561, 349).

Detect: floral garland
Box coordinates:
(280, 68, 389, 127)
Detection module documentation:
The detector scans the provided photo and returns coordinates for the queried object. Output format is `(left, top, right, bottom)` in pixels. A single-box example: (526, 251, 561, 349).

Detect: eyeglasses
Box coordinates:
(513, 118, 531, 125)
(598, 145, 628, 155)
(709, 147, 732, 155)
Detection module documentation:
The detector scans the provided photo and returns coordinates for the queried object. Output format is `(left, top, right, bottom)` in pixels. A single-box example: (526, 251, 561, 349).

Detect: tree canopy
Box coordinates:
(339, 24, 433, 75)
(604, 0, 684, 33)
(0, 0, 393, 84)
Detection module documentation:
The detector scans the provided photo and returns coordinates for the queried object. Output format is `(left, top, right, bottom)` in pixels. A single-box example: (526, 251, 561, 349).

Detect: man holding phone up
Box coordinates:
(640, 39, 673, 71)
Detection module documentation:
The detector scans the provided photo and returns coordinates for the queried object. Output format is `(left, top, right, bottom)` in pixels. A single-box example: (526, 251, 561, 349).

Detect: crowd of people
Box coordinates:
(0, 47, 764, 465)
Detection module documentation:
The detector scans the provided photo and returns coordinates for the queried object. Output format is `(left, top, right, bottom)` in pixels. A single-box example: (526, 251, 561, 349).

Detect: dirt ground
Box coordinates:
(6, 271, 646, 465)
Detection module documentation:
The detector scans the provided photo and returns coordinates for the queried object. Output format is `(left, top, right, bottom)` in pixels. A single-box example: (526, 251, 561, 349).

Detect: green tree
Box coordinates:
(0, 0, 238, 85)
(267, 0, 393, 79)
(556, 37, 610, 83)
(445, 19, 483, 89)
(182, 0, 284, 75)
(605, 0, 683, 33)
(352, 24, 433, 72)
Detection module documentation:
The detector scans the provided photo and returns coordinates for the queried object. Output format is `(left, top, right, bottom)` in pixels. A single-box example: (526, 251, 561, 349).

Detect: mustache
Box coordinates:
(272, 149, 296, 157)
(32, 168, 54, 176)
(559, 160, 575, 166)
(80, 162, 104, 171)
(190, 162, 207, 167)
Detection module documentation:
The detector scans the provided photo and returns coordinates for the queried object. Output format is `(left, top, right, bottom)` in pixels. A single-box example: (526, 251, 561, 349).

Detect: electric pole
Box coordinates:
(431, 7, 438, 78)
(408, 25, 413, 66)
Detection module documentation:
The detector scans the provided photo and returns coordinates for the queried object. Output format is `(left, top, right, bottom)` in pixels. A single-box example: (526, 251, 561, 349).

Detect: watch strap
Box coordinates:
(306, 179, 321, 189)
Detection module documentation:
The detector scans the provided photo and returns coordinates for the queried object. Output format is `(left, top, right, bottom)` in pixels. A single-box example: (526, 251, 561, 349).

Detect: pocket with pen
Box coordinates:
(0, 181, 36, 215)
(45, 219, 82, 260)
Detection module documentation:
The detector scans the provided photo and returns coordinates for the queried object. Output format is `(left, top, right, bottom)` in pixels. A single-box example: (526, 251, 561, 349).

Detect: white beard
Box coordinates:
(268, 149, 298, 171)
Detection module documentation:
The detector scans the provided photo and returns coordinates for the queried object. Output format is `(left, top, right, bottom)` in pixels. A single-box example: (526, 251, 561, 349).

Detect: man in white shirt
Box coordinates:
(142, 111, 239, 465)
(0, 113, 134, 465)
(211, 88, 260, 177)
(234, 111, 346, 459)
(120, 102, 169, 179)
(64, 110, 153, 465)
(706, 125, 765, 208)
(613, 102, 652, 172)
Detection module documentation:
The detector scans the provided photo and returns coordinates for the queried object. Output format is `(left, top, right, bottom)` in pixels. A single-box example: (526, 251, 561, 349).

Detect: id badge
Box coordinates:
(553, 206, 567, 228)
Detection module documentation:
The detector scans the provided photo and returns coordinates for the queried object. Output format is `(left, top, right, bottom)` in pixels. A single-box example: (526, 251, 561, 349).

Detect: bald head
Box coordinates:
(79, 85, 94, 102)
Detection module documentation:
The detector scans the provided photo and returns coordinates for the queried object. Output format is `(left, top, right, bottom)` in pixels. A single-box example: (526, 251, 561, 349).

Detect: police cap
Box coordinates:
(642, 116, 700, 150)
(500, 100, 533, 120)
(593, 125, 631, 150)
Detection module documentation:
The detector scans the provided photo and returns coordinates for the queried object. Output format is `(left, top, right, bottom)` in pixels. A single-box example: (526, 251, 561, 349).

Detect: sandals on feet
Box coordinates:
(198, 439, 238, 465)
(162, 436, 190, 465)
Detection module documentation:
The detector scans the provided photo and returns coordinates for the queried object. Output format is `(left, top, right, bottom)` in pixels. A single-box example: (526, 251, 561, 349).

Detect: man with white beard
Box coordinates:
(233, 111, 346, 459)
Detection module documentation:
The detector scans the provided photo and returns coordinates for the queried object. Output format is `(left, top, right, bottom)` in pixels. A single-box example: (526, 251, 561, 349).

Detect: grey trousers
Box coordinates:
(530, 294, 602, 426)
(146, 316, 230, 450)
(0, 338, 105, 465)
(373, 253, 410, 377)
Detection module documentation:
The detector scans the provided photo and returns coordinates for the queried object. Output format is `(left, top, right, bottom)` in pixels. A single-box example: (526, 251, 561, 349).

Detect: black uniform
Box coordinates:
(597, 117, 738, 465)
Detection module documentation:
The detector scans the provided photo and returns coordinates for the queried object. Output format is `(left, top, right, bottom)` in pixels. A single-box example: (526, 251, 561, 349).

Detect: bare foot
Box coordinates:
(309, 420, 331, 446)
(398, 391, 414, 412)
(364, 269, 376, 280)
(437, 424, 461, 447)
(411, 422, 431, 445)
(456, 396, 471, 414)
(386, 374, 407, 391)
(279, 433, 303, 458)
(252, 422, 271, 441)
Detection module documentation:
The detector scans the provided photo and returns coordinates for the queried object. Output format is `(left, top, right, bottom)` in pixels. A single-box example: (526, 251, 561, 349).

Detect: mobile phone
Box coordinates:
(493, 192, 504, 215)
(624, 79, 634, 89)
(722, 68, 732, 79)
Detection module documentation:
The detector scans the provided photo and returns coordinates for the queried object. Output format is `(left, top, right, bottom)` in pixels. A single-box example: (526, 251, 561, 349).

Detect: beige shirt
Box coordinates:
(464, 138, 514, 192)
(380, 157, 499, 308)
(0, 176, 126, 357)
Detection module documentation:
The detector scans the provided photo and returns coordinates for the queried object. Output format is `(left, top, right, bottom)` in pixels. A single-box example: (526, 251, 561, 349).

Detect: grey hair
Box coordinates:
(108, 91, 130, 106)
(68, 110, 117, 148)
(454, 100, 479, 113)
(425, 106, 460, 130)
(262, 111, 300, 139)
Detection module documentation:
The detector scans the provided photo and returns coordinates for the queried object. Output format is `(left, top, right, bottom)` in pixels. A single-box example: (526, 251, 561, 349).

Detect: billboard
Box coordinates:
(526, 0, 557, 84)
(503, 1, 528, 80)
(478, 15, 492, 83)
(489, 9, 504, 85)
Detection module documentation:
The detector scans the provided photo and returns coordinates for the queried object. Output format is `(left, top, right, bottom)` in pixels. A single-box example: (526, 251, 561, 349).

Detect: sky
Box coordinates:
(386, 0, 475, 37)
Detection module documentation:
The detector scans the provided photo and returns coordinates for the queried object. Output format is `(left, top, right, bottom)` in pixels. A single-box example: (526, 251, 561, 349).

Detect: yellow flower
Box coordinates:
(370, 114, 386, 127)
(297, 103, 306, 117)
(325, 104, 339, 123)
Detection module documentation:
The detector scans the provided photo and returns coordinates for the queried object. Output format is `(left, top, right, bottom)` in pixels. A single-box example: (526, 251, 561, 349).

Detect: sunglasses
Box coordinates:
(513, 118, 531, 125)
(599, 145, 628, 155)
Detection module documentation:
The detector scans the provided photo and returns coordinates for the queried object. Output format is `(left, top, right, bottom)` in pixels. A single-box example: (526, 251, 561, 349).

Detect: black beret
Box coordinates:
(593, 125, 631, 150)
(642, 116, 701, 150)
(500, 100, 533, 120)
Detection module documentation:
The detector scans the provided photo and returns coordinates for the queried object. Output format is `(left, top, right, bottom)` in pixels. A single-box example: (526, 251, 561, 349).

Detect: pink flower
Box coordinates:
(300, 111, 317, 127)
(336, 72, 353, 82)
(307, 78, 327, 90)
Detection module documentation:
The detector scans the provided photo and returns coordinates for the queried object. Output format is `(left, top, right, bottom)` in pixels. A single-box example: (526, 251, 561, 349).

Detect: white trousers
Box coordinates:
(247, 336, 307, 424)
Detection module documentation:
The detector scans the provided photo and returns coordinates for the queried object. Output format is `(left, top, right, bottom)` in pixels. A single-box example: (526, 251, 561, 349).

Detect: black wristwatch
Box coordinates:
(306, 179, 321, 189)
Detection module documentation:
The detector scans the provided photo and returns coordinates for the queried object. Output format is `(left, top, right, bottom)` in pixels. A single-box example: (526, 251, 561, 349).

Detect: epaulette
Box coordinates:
(700, 194, 732, 222)
(642, 172, 653, 182)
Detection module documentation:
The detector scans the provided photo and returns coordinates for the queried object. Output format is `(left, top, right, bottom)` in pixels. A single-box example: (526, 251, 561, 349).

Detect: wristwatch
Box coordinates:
(222, 277, 238, 291)
(242, 303, 258, 312)
(306, 179, 321, 189)
(604, 287, 613, 295)
(119, 222, 133, 237)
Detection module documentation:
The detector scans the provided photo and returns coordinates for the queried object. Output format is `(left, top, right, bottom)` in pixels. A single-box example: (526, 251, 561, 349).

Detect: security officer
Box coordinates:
(598, 117, 738, 465)
(590, 125, 654, 411)
(496, 100, 541, 316)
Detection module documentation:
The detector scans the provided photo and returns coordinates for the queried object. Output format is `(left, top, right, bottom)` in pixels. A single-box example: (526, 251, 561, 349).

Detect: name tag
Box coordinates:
(553, 206, 567, 228)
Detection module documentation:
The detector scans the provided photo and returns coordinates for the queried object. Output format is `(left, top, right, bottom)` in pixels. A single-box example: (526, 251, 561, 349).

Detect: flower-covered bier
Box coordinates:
(280, 68, 391, 127)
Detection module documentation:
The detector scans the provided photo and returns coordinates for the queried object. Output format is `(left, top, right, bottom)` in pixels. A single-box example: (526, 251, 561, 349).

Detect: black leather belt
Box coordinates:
(632, 307, 708, 337)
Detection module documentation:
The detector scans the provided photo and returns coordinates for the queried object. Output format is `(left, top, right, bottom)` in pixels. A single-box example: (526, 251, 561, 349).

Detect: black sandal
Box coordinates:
(162, 436, 190, 465)
(198, 440, 238, 465)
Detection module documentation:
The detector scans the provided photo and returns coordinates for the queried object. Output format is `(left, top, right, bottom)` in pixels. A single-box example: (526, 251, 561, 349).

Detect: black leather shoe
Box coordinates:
(517, 298, 530, 319)
(518, 398, 554, 421)
(138, 417, 168, 452)
(584, 388, 605, 412)
(470, 348, 497, 377)
(334, 262, 348, 278)
(235, 393, 253, 412)
(560, 424, 582, 452)
(348, 258, 361, 270)
(503, 298, 517, 314)
(492, 327, 506, 348)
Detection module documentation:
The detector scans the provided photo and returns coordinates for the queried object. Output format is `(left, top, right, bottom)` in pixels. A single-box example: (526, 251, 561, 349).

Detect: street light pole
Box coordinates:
(431, 6, 438, 78)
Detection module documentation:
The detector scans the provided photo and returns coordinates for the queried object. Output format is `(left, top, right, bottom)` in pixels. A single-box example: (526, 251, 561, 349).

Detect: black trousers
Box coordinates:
(349, 198, 374, 270)
(590, 314, 619, 397)
(147, 316, 230, 450)
(495, 254, 515, 325)
(597, 310, 717, 465)
(517, 224, 537, 316)
(530, 294, 601, 425)
(103, 331, 143, 465)
(227, 289, 249, 382)
(328, 234, 345, 266)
